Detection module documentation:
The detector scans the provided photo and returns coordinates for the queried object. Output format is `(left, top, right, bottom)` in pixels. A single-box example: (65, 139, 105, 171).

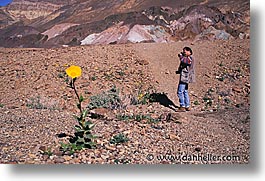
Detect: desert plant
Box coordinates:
(137, 92, 150, 105)
(110, 133, 129, 144)
(41, 147, 53, 157)
(202, 88, 215, 108)
(116, 114, 134, 121)
(135, 87, 156, 105)
(26, 96, 47, 109)
(60, 65, 96, 154)
(203, 96, 213, 107)
(116, 113, 160, 123)
(193, 100, 200, 105)
(87, 85, 121, 110)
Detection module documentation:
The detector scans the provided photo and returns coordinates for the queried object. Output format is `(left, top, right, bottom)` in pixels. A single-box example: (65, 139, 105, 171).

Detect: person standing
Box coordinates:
(176, 47, 195, 111)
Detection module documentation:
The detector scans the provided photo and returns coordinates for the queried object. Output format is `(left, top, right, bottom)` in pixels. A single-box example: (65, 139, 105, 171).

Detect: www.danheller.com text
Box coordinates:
(146, 152, 240, 163)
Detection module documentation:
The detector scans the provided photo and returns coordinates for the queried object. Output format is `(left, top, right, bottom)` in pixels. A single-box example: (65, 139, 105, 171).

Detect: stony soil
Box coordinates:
(0, 39, 250, 164)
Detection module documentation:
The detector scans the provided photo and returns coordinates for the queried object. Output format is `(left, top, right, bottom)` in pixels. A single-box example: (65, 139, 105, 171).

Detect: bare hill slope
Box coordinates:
(0, 0, 249, 47)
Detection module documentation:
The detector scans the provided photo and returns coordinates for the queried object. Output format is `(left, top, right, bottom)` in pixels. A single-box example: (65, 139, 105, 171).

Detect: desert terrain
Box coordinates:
(0, 0, 250, 164)
(0, 39, 250, 164)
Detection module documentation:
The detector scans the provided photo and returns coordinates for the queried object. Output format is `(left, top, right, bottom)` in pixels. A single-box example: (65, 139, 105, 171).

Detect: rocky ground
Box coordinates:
(0, 39, 250, 164)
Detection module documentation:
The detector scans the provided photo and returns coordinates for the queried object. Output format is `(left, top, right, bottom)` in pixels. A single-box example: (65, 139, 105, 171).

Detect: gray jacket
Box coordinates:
(179, 56, 196, 83)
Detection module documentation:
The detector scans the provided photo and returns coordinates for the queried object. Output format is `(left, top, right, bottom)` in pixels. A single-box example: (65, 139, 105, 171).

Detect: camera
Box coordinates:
(178, 52, 185, 57)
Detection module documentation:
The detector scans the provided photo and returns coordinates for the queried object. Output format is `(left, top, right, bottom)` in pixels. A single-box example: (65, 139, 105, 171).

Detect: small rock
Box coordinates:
(53, 150, 63, 156)
(119, 149, 125, 155)
(159, 113, 171, 122)
(69, 158, 81, 164)
(245, 83, 250, 88)
(54, 157, 65, 164)
(101, 154, 109, 160)
(39, 146, 46, 152)
(232, 87, 242, 93)
(89, 108, 115, 120)
(168, 133, 180, 140)
(123, 130, 131, 134)
(42, 155, 49, 160)
(96, 139, 104, 146)
(136, 59, 149, 65)
(195, 147, 202, 152)
(105, 144, 116, 151)
(63, 155, 72, 161)
(89, 108, 109, 119)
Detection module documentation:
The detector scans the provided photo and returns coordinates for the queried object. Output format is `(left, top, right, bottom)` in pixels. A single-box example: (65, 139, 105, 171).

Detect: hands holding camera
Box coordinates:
(178, 52, 186, 57)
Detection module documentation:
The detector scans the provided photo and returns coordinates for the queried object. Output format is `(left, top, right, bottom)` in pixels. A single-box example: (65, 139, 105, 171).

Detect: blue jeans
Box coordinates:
(177, 82, 190, 108)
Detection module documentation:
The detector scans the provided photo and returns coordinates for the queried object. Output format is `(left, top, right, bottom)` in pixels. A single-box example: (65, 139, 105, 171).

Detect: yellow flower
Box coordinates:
(66, 65, 82, 78)
(138, 93, 144, 100)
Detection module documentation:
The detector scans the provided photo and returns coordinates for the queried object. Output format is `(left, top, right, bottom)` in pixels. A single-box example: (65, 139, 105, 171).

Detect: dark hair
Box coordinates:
(183, 47, 193, 55)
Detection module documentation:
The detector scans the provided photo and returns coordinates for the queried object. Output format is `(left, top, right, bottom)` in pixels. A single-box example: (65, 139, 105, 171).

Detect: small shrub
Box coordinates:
(203, 96, 213, 107)
(26, 96, 47, 109)
(117, 70, 125, 76)
(87, 85, 121, 110)
(116, 113, 160, 123)
(116, 114, 133, 121)
(193, 100, 200, 105)
(90, 75, 97, 81)
(110, 133, 129, 144)
(224, 97, 231, 104)
(135, 88, 156, 105)
(41, 147, 53, 157)
(217, 76, 225, 81)
(218, 62, 224, 67)
(26, 96, 59, 110)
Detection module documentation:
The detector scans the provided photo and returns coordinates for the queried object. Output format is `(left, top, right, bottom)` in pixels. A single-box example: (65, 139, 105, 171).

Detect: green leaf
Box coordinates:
(77, 138, 85, 143)
(84, 120, 92, 127)
(73, 115, 81, 121)
(86, 123, 95, 130)
(82, 109, 88, 118)
(74, 125, 82, 132)
(76, 145, 83, 150)
(85, 142, 96, 148)
(84, 133, 93, 139)
(80, 95, 84, 102)
(71, 143, 77, 150)
(86, 134, 97, 140)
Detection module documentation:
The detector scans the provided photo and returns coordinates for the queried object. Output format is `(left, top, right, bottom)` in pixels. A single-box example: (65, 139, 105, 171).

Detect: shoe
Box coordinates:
(178, 107, 186, 112)
(185, 107, 191, 111)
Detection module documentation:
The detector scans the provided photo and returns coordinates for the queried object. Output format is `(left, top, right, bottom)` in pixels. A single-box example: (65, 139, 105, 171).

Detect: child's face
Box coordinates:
(183, 49, 191, 56)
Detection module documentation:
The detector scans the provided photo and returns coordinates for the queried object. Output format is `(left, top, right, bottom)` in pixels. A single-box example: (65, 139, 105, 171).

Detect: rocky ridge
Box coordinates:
(0, 0, 249, 47)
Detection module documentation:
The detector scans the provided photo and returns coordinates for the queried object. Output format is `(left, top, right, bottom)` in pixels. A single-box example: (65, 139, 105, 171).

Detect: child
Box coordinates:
(176, 47, 195, 111)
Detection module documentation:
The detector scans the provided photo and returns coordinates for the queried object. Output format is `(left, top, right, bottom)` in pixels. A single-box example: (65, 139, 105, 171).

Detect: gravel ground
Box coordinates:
(0, 105, 249, 164)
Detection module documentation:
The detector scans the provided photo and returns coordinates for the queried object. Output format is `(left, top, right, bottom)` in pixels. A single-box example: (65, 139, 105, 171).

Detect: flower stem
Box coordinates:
(72, 78, 82, 114)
